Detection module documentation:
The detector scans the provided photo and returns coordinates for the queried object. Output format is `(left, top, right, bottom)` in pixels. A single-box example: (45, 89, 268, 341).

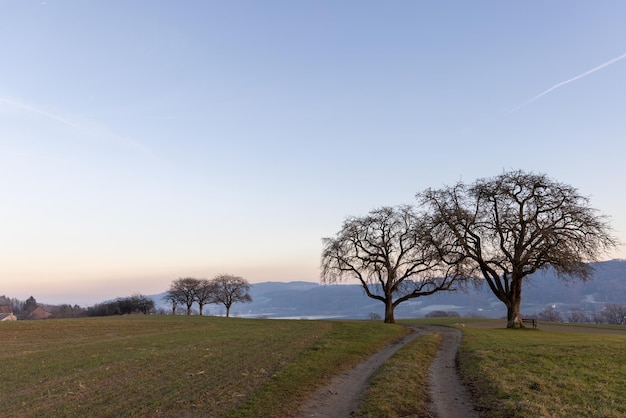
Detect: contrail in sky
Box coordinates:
(0, 96, 77, 128)
(509, 51, 626, 113)
(0, 96, 158, 158)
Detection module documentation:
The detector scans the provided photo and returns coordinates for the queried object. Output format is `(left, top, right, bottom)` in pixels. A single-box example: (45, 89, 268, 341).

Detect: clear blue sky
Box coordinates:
(2, 1, 625, 305)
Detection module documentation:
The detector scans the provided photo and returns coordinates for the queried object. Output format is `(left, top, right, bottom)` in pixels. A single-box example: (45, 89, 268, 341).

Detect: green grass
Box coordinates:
(356, 332, 441, 417)
(0, 316, 406, 417)
(5, 315, 626, 417)
(458, 326, 626, 417)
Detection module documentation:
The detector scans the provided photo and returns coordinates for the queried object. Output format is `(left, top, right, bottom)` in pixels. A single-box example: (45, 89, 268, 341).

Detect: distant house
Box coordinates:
(0, 313, 17, 321)
(0, 306, 16, 321)
(26, 306, 53, 320)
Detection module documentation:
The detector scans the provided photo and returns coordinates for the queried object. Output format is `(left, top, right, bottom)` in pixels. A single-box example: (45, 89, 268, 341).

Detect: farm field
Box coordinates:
(0, 316, 406, 417)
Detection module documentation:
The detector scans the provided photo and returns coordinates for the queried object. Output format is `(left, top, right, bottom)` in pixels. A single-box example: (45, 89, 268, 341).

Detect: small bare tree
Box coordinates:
(210, 274, 252, 318)
(194, 279, 214, 316)
(168, 277, 200, 315)
(321, 205, 460, 324)
(162, 291, 179, 315)
(419, 170, 618, 328)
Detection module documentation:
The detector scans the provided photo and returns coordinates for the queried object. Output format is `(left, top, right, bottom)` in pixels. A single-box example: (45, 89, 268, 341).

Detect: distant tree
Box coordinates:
(321, 205, 460, 324)
(210, 274, 252, 318)
(72, 304, 84, 317)
(49, 304, 85, 318)
(600, 304, 626, 325)
(85, 295, 153, 317)
(0, 295, 12, 311)
(567, 308, 589, 324)
(23, 296, 38, 315)
(130, 294, 155, 314)
(87, 301, 118, 316)
(592, 310, 605, 324)
(169, 278, 200, 315)
(162, 291, 179, 315)
(194, 279, 214, 316)
(536, 306, 562, 322)
(368, 312, 382, 321)
(116, 297, 134, 315)
(0, 295, 22, 315)
(419, 170, 618, 328)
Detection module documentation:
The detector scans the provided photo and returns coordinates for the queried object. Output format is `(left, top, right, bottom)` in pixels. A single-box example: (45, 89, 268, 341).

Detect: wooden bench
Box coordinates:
(522, 318, 537, 328)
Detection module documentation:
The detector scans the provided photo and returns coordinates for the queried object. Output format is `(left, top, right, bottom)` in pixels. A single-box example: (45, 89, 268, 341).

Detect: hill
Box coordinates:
(151, 260, 626, 319)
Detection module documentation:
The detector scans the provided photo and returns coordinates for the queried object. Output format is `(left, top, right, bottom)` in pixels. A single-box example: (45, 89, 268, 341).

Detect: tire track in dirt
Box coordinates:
(296, 329, 421, 417)
(423, 325, 480, 418)
(296, 325, 479, 418)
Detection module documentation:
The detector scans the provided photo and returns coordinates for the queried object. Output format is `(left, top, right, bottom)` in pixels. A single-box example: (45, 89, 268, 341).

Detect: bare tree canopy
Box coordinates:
(167, 277, 200, 315)
(418, 170, 618, 328)
(194, 279, 216, 316)
(321, 205, 460, 323)
(211, 274, 252, 318)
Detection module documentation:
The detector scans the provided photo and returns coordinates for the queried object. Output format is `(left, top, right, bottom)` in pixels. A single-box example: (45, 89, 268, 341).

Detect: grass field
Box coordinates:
(0, 316, 406, 417)
(460, 326, 626, 417)
(407, 318, 626, 418)
(3, 316, 626, 417)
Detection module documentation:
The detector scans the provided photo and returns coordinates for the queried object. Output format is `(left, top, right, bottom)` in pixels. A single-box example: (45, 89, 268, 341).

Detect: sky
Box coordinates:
(1, 1, 626, 306)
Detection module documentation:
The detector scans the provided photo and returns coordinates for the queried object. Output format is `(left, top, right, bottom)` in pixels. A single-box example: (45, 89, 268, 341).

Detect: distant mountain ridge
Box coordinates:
(150, 260, 626, 319)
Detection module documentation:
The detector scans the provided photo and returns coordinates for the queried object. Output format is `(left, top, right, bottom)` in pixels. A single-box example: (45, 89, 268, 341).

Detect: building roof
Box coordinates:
(26, 306, 53, 320)
(0, 313, 17, 321)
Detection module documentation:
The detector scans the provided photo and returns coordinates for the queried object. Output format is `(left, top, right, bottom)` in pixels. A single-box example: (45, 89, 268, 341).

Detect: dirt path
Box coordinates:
(424, 325, 480, 418)
(296, 329, 422, 417)
(297, 326, 478, 418)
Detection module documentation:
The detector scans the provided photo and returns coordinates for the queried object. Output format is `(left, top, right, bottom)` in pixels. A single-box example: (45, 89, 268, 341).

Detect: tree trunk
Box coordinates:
(506, 304, 524, 328)
(384, 299, 395, 324)
(506, 280, 524, 328)
(225, 305, 230, 318)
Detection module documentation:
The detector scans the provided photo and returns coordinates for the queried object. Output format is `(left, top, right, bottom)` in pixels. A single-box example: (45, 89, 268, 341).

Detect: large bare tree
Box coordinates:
(210, 274, 252, 318)
(321, 205, 460, 324)
(418, 170, 618, 328)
